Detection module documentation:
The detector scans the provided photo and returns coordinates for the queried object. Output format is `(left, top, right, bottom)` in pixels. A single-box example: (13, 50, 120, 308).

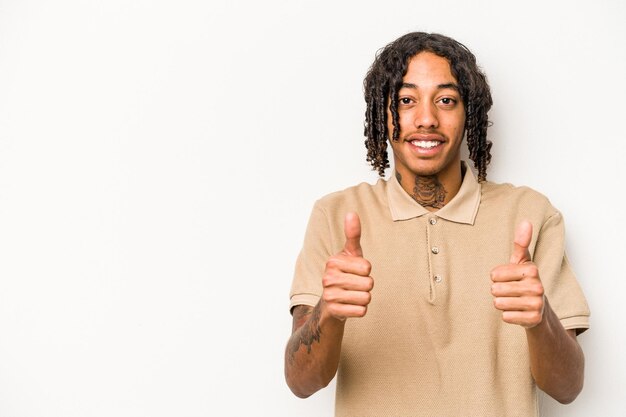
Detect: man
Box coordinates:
(285, 32, 589, 416)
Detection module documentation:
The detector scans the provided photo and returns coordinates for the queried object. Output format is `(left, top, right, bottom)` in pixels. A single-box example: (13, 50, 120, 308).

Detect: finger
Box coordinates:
(326, 254, 371, 276)
(323, 289, 372, 306)
(326, 303, 368, 319)
(510, 220, 532, 264)
(343, 212, 362, 257)
(493, 296, 544, 312)
(324, 272, 374, 292)
(490, 263, 539, 282)
(491, 281, 543, 298)
(501, 310, 543, 328)
(491, 281, 542, 297)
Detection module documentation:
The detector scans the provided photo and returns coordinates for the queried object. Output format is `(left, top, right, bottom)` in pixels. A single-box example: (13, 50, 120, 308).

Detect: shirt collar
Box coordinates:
(387, 161, 481, 225)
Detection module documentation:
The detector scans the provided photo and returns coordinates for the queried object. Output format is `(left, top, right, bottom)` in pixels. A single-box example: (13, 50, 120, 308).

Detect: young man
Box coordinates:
(285, 32, 589, 416)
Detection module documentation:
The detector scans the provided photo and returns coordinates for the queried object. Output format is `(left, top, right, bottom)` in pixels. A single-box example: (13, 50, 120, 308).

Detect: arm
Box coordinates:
(284, 212, 374, 398)
(491, 221, 584, 403)
(284, 303, 346, 398)
(526, 300, 584, 403)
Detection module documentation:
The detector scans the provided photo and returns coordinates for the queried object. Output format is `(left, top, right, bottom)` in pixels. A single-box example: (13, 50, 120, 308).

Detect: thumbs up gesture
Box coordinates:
(490, 221, 545, 328)
(321, 212, 374, 321)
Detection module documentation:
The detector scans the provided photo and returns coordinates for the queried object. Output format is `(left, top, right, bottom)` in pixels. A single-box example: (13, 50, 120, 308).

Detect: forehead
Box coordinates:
(402, 51, 457, 85)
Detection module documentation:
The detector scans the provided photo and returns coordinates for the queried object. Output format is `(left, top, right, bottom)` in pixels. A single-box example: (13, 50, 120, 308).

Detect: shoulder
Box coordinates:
(314, 179, 389, 214)
(480, 180, 560, 221)
(307, 179, 391, 237)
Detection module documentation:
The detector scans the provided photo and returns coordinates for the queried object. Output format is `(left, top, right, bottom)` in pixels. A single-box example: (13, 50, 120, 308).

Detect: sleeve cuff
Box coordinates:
(560, 315, 590, 334)
(289, 293, 321, 313)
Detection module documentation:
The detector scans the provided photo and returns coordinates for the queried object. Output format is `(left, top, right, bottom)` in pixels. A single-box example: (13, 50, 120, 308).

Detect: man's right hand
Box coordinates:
(321, 212, 374, 321)
(285, 212, 373, 397)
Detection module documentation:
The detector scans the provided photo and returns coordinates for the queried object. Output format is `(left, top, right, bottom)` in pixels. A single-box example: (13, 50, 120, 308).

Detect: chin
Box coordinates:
(409, 165, 443, 177)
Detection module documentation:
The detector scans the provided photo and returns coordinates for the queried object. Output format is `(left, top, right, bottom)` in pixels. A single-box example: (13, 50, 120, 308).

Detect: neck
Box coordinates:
(395, 163, 464, 211)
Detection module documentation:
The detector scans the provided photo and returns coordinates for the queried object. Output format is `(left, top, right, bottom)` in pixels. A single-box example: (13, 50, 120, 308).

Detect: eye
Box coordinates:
(399, 97, 414, 105)
(437, 97, 459, 108)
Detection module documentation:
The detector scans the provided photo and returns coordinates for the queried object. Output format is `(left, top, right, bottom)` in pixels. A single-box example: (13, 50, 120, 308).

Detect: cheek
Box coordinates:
(389, 140, 402, 156)
(387, 108, 415, 132)
(443, 113, 466, 136)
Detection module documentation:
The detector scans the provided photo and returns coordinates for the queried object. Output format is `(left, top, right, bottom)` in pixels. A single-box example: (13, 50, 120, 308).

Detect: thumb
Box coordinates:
(510, 220, 532, 264)
(343, 212, 362, 257)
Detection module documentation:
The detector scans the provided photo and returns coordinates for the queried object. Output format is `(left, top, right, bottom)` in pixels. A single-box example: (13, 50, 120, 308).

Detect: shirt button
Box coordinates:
(431, 246, 440, 254)
(429, 218, 437, 225)
(434, 275, 442, 283)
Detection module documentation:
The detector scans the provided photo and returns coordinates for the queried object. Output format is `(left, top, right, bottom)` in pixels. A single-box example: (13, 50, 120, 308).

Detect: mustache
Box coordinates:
(402, 131, 447, 142)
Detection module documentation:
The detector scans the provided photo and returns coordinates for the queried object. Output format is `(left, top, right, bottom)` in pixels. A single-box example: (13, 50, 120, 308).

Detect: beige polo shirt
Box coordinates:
(290, 164, 590, 417)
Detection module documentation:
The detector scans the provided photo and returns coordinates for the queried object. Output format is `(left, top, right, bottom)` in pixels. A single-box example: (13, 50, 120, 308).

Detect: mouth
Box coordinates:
(406, 134, 446, 152)
(409, 139, 442, 149)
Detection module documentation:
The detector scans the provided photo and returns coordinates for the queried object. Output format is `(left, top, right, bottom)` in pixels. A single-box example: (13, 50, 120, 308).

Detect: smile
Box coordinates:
(410, 140, 442, 149)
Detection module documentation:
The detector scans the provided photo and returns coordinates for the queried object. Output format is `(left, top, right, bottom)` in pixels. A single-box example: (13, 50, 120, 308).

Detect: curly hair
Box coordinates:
(363, 32, 493, 181)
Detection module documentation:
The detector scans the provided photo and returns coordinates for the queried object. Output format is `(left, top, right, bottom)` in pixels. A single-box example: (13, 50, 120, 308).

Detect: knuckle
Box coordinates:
(530, 311, 542, 324)
(489, 268, 498, 281)
(362, 259, 372, 275)
(529, 298, 543, 311)
(501, 312, 513, 324)
(322, 288, 339, 303)
(326, 256, 340, 270)
(322, 273, 335, 288)
(527, 264, 539, 278)
(365, 276, 374, 291)
(363, 292, 372, 305)
(531, 283, 544, 296)
(535, 283, 545, 296)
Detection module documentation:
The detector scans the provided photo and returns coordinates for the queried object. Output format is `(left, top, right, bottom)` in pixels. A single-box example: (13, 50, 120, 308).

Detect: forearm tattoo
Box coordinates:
(412, 175, 446, 209)
(287, 303, 322, 364)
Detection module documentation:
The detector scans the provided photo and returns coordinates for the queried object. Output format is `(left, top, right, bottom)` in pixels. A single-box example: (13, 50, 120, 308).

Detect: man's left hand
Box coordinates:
(490, 221, 545, 328)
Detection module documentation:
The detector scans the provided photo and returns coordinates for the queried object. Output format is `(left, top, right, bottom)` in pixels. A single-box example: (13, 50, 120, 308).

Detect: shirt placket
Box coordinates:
(426, 215, 443, 305)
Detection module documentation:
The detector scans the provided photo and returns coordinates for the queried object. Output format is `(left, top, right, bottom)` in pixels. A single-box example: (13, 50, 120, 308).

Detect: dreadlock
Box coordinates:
(363, 32, 493, 181)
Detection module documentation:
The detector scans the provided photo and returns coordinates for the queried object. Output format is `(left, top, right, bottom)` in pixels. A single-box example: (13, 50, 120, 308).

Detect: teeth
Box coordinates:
(411, 140, 440, 148)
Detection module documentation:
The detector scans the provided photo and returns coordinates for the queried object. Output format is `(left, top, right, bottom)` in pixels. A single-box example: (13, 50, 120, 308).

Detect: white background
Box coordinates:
(0, 0, 624, 416)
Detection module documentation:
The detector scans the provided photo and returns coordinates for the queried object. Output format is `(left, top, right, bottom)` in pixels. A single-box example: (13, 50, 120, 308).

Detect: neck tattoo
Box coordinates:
(412, 175, 447, 209)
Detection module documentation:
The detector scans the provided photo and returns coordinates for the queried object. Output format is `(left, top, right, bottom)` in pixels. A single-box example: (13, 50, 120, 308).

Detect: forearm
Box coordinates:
(284, 302, 346, 398)
(526, 298, 584, 403)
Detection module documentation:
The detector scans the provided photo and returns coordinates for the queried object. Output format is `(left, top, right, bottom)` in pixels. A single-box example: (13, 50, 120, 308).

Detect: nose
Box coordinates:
(413, 102, 439, 129)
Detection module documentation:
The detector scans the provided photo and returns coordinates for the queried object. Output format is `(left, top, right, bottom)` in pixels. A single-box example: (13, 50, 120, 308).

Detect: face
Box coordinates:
(387, 51, 466, 181)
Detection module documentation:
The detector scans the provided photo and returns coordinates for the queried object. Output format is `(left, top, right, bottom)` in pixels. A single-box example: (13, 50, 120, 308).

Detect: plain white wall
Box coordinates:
(0, 0, 624, 416)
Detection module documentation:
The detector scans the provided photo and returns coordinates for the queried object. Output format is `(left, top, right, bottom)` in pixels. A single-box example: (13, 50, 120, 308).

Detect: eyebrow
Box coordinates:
(401, 82, 460, 92)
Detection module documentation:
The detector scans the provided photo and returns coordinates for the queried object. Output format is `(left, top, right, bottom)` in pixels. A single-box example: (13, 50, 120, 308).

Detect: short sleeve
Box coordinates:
(289, 202, 332, 313)
(533, 211, 590, 333)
